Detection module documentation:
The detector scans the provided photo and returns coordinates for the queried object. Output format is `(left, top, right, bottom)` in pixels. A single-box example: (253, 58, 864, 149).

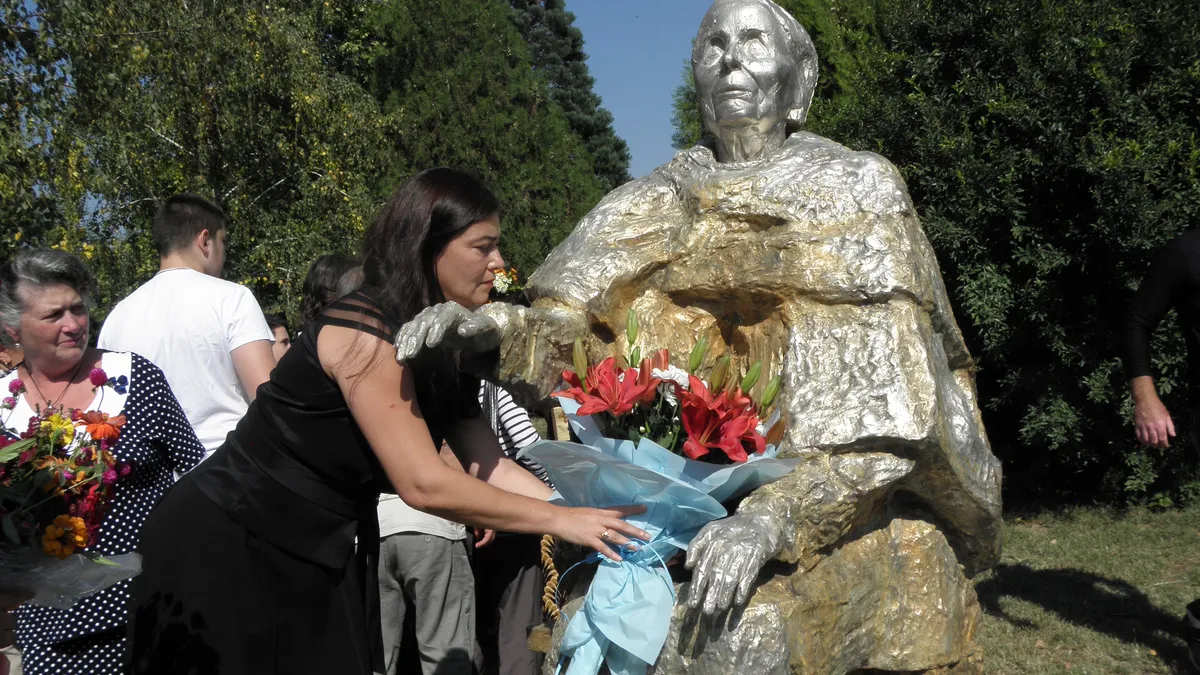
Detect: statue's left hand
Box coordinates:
(685, 513, 783, 615)
(394, 302, 502, 364)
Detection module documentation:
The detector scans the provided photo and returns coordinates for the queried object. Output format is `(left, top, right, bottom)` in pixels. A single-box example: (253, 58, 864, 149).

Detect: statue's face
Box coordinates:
(694, 0, 794, 132)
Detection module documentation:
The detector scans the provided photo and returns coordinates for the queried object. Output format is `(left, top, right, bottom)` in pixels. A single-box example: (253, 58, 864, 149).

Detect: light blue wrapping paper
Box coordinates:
(517, 399, 798, 675)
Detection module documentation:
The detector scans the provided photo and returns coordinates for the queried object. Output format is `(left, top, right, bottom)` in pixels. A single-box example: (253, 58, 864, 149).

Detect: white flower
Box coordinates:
(653, 366, 690, 406)
(652, 366, 689, 390)
(657, 382, 677, 406)
(493, 273, 511, 294)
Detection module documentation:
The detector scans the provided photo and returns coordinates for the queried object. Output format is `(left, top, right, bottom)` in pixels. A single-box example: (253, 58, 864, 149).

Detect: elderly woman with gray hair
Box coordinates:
(0, 249, 204, 675)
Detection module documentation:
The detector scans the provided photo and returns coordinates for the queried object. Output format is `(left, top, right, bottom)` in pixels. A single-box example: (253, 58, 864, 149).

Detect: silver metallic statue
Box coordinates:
(397, 0, 1001, 672)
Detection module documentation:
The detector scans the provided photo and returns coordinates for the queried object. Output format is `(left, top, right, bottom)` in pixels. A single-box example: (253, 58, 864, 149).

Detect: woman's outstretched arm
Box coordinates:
(319, 326, 644, 561)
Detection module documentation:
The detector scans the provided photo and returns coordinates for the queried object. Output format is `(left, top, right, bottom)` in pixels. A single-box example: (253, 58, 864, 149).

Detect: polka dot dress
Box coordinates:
(1, 352, 205, 675)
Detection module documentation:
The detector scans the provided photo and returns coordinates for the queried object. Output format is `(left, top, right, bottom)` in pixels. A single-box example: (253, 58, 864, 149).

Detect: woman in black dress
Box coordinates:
(125, 168, 647, 675)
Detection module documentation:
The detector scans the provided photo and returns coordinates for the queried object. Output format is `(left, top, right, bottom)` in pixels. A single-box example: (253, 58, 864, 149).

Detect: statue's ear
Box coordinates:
(787, 59, 819, 130)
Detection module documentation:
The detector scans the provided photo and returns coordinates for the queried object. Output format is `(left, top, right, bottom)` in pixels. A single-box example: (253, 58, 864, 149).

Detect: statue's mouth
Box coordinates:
(715, 87, 754, 102)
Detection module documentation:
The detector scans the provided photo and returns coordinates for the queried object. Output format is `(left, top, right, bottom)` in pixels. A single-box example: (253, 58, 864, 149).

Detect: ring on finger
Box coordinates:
(599, 529, 611, 541)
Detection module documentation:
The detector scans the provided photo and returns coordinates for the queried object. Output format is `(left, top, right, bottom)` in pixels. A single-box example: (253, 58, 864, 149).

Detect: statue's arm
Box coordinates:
(527, 170, 683, 315)
(476, 300, 588, 411)
(854, 149, 975, 371)
(685, 453, 912, 614)
(736, 453, 913, 567)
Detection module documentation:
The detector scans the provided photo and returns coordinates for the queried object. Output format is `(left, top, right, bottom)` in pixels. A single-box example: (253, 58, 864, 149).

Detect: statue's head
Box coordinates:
(692, 0, 818, 145)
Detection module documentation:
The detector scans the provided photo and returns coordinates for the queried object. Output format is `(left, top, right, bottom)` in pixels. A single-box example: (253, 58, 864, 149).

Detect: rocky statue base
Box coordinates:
(543, 518, 983, 675)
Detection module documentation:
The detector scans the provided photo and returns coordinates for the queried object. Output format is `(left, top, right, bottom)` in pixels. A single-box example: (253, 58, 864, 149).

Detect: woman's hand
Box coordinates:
(551, 505, 649, 562)
(474, 528, 496, 549)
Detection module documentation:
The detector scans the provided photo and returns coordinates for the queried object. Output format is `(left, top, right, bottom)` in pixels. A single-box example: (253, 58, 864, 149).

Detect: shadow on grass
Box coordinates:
(977, 564, 1188, 671)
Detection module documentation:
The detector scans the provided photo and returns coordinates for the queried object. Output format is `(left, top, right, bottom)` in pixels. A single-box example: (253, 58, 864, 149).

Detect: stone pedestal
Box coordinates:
(543, 519, 982, 675)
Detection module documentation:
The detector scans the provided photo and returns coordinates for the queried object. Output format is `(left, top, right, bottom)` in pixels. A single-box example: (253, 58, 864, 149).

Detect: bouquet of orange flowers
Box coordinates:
(0, 369, 140, 608)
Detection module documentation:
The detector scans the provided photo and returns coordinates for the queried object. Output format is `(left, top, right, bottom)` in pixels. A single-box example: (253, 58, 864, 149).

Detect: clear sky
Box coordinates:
(569, 0, 711, 179)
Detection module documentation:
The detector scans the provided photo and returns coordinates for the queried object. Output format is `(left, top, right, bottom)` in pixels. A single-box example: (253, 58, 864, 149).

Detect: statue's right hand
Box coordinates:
(394, 302, 502, 364)
(685, 513, 781, 615)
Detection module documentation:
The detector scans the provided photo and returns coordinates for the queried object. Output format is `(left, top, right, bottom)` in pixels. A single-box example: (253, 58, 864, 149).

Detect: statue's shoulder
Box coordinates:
(562, 148, 706, 241)
(783, 131, 899, 171)
(572, 157, 686, 228)
(780, 133, 913, 215)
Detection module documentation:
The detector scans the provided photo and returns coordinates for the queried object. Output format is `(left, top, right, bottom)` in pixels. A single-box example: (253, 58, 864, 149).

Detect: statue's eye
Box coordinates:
(743, 34, 769, 60)
(700, 35, 726, 66)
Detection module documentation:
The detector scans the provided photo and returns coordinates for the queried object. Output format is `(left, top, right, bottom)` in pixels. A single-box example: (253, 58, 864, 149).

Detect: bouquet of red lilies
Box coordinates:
(553, 310, 786, 464)
(0, 369, 140, 608)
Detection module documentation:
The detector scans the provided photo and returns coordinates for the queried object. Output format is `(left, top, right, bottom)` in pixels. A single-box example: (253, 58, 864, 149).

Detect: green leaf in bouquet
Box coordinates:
(0, 437, 36, 464)
(572, 338, 589, 386)
(740, 362, 762, 393)
(688, 336, 709, 374)
(2, 513, 20, 545)
(626, 308, 639, 346)
(709, 356, 731, 392)
(761, 375, 782, 409)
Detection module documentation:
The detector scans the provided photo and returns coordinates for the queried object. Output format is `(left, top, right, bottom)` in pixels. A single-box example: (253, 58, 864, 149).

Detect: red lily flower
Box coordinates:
(650, 349, 670, 371)
(634, 357, 660, 406)
(553, 358, 661, 418)
(714, 409, 765, 462)
(680, 376, 766, 463)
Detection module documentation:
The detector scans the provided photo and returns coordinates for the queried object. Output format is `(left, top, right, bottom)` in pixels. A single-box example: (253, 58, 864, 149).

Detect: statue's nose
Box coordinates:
(720, 45, 742, 73)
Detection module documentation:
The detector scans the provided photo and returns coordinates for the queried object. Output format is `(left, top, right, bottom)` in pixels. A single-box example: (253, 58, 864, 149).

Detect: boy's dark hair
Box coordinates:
(152, 194, 228, 256)
(265, 313, 290, 335)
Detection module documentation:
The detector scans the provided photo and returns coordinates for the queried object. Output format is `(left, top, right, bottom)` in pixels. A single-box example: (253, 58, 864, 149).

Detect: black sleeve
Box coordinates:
(1123, 240, 1187, 380)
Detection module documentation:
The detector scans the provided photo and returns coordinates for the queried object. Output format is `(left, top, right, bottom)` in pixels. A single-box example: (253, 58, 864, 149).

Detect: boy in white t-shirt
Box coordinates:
(99, 194, 276, 458)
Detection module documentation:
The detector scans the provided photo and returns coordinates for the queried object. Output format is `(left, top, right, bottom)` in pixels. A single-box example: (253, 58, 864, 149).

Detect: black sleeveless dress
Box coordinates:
(125, 291, 481, 675)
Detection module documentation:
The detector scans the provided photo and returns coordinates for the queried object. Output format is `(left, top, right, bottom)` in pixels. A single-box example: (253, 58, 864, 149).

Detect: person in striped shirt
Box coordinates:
(475, 382, 550, 675)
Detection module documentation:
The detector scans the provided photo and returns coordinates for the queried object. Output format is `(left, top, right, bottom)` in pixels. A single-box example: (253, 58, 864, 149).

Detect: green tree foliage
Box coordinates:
(670, 64, 703, 150)
(0, 2, 77, 257)
(508, 0, 631, 192)
(360, 0, 606, 274)
(671, 0, 1200, 505)
(3, 0, 612, 321)
(16, 0, 387, 323)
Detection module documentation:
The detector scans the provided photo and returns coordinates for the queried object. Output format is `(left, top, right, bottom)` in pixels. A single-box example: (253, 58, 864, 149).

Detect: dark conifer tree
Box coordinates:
(509, 0, 632, 189)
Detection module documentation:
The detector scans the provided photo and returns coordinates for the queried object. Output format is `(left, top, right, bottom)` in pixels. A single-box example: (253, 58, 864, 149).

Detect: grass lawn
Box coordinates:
(976, 506, 1200, 674)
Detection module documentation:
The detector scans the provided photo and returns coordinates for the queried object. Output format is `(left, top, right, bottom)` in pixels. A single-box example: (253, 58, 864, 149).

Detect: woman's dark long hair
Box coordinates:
(362, 167, 500, 326)
(357, 168, 500, 421)
(299, 254, 363, 330)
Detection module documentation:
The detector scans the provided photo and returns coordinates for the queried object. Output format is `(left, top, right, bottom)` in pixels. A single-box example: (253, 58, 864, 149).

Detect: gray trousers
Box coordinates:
(475, 534, 545, 675)
(378, 533, 475, 675)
